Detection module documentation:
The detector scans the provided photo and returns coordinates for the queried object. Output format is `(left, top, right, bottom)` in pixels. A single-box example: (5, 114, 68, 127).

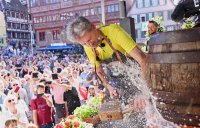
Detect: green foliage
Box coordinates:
(181, 18, 195, 29)
(74, 94, 104, 119)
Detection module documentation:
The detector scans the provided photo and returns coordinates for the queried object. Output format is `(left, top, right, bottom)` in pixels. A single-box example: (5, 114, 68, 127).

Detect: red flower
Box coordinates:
(56, 124, 63, 128)
(102, 98, 105, 102)
(65, 121, 71, 127)
(68, 115, 75, 120)
(74, 121, 80, 127)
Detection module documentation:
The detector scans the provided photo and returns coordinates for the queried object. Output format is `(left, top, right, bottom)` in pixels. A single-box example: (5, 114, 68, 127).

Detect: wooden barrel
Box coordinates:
(146, 28, 200, 126)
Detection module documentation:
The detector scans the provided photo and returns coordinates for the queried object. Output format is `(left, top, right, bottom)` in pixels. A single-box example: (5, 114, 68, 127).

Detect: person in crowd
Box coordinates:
(0, 80, 6, 111)
(87, 85, 98, 99)
(8, 80, 29, 105)
(147, 20, 159, 35)
(49, 77, 68, 123)
(2, 94, 29, 128)
(79, 65, 91, 89)
(142, 20, 160, 52)
(4, 118, 18, 128)
(30, 84, 54, 128)
(63, 79, 81, 115)
(66, 16, 147, 109)
(70, 70, 88, 104)
(20, 77, 33, 104)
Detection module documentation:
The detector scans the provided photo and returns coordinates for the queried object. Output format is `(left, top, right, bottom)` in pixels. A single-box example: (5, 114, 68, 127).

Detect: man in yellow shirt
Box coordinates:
(67, 16, 147, 111)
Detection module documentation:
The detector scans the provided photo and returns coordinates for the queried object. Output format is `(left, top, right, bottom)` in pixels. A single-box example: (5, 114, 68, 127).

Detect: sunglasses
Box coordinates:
(13, 84, 18, 86)
(8, 99, 15, 103)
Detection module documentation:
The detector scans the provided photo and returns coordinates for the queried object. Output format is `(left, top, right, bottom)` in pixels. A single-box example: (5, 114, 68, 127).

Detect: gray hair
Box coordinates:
(66, 16, 93, 42)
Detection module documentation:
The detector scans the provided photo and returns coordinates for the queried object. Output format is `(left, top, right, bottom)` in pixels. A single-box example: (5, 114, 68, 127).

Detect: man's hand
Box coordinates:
(106, 84, 118, 98)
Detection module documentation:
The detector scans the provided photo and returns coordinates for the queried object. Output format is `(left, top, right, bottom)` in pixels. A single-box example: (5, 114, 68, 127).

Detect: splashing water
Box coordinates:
(97, 60, 180, 128)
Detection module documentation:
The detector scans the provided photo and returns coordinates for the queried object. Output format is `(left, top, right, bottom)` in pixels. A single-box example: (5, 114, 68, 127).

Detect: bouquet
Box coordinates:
(55, 115, 93, 128)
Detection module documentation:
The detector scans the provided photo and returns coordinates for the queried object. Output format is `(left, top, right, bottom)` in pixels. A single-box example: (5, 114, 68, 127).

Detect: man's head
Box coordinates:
(147, 21, 159, 35)
(36, 83, 45, 94)
(5, 118, 17, 128)
(67, 16, 100, 48)
(88, 85, 95, 95)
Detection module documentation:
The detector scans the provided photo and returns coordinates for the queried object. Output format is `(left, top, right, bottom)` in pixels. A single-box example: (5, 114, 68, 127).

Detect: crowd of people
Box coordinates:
(0, 48, 103, 128)
(0, 16, 164, 128)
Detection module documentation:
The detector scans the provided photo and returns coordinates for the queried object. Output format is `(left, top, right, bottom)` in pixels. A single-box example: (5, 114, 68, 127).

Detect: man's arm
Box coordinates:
(32, 110, 38, 126)
(95, 66, 117, 97)
(129, 46, 147, 77)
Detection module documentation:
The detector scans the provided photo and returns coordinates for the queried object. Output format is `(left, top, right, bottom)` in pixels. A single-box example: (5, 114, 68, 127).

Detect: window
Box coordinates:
(11, 12, 15, 17)
(85, 10, 89, 16)
(157, 11, 164, 20)
(7, 22, 11, 28)
(91, 9, 95, 15)
(8, 32, 11, 38)
(17, 33, 20, 39)
(16, 13, 20, 18)
(52, 30, 60, 40)
(137, 0, 144, 8)
(141, 16, 145, 22)
(140, 14, 146, 22)
(21, 14, 24, 19)
(40, 0, 46, 5)
(107, 6, 111, 12)
(167, 10, 173, 20)
(151, 0, 159, 6)
(131, 15, 138, 23)
(98, 7, 101, 14)
(12, 32, 16, 38)
(115, 4, 119, 11)
(6, 11, 10, 17)
(141, 31, 146, 38)
(31, 0, 39, 7)
(39, 32, 45, 41)
(159, 0, 166, 5)
(144, 0, 150, 7)
(148, 12, 154, 20)
(111, 5, 115, 12)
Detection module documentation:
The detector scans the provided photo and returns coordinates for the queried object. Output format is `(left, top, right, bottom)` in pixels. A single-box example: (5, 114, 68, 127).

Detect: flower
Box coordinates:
(74, 122, 80, 127)
(68, 115, 75, 120)
(56, 124, 63, 128)
(65, 121, 71, 127)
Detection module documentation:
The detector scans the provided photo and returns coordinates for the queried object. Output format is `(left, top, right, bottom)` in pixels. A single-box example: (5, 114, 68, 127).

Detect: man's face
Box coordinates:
(147, 23, 158, 35)
(89, 88, 95, 95)
(37, 86, 45, 94)
(77, 28, 99, 48)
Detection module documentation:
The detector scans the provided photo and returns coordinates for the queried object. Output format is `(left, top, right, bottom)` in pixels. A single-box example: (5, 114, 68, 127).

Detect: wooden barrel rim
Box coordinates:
(148, 28, 200, 45)
(147, 51, 200, 63)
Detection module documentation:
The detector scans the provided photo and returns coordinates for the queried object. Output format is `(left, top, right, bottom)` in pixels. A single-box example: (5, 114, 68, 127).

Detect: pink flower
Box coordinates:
(68, 115, 75, 120)
(65, 121, 71, 127)
(56, 124, 63, 128)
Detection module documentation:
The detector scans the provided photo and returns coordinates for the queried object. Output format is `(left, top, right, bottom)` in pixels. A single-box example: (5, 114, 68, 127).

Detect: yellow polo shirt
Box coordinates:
(84, 24, 137, 67)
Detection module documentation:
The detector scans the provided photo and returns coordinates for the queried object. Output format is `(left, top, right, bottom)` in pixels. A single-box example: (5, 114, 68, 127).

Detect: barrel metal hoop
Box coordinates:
(148, 51, 200, 63)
